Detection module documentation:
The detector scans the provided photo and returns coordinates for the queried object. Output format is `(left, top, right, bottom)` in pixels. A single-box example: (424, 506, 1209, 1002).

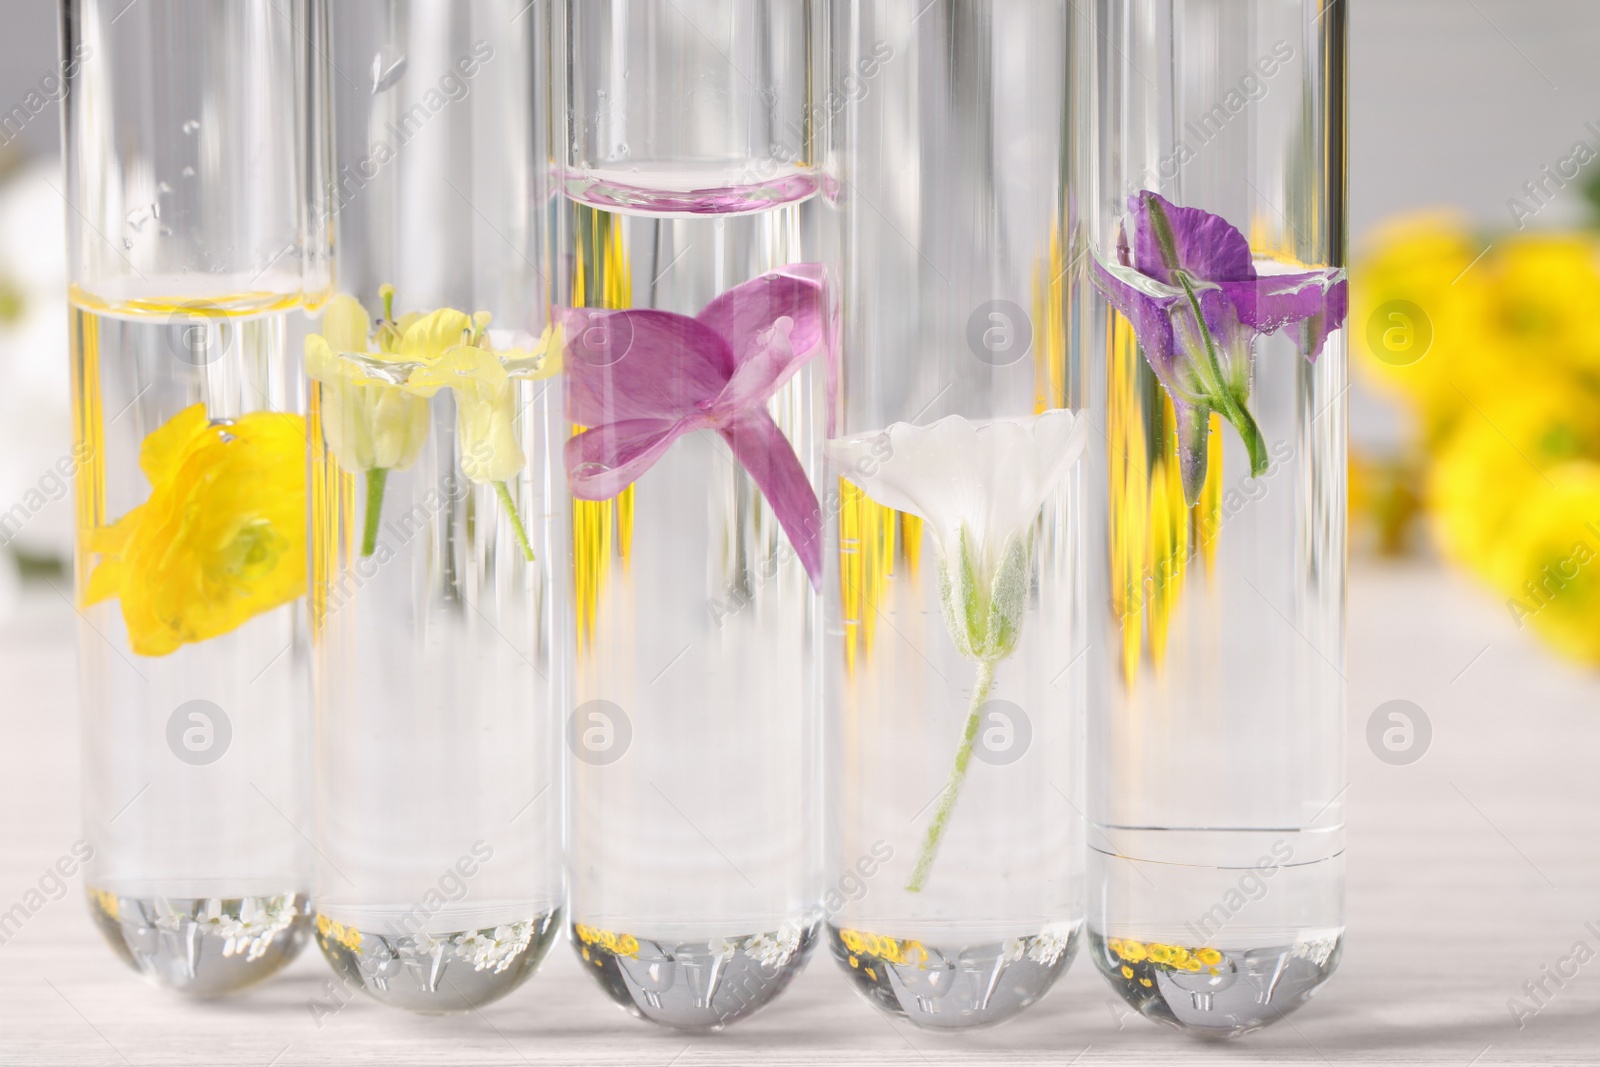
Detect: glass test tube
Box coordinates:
(307, 0, 564, 1013)
(823, 0, 1089, 1031)
(1082, 0, 1348, 1037)
(554, 0, 830, 1030)
(65, 0, 330, 995)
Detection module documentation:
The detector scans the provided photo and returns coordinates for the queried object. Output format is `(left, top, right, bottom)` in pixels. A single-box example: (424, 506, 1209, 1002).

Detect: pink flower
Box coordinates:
(557, 264, 829, 587)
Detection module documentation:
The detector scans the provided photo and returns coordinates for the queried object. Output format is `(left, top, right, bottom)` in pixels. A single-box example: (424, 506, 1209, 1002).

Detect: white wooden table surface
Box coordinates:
(0, 561, 1595, 1066)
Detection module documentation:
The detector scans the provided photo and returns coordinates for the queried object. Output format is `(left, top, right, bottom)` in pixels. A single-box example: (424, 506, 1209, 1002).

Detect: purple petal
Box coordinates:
(557, 307, 735, 426)
(719, 409, 822, 589)
(1129, 191, 1255, 284)
(1090, 257, 1178, 376)
(696, 264, 828, 372)
(1219, 272, 1348, 362)
(565, 416, 704, 500)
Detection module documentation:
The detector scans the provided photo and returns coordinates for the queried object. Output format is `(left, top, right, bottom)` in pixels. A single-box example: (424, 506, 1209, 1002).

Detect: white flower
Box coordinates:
(0, 161, 72, 570)
(203, 896, 295, 961)
(1289, 935, 1339, 969)
(743, 922, 802, 970)
(829, 410, 1087, 663)
(402, 930, 444, 960)
(1026, 921, 1078, 967)
(454, 922, 532, 974)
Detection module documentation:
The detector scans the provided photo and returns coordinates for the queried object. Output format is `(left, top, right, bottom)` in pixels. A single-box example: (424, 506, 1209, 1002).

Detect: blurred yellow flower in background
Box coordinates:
(1490, 463, 1600, 663)
(1356, 216, 1600, 664)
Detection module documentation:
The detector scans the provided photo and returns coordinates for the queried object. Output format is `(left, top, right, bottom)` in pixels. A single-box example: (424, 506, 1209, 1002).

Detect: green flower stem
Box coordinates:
(906, 656, 997, 893)
(1174, 271, 1268, 479)
(493, 480, 536, 562)
(361, 467, 389, 557)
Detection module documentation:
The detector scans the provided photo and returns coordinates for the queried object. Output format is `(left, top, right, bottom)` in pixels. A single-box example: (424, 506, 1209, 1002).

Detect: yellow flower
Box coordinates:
(84, 404, 307, 657)
(306, 294, 430, 476)
(1456, 234, 1600, 378)
(315, 914, 363, 953)
(1429, 379, 1600, 575)
(1352, 213, 1484, 437)
(405, 345, 524, 484)
(403, 317, 561, 482)
(574, 924, 640, 958)
(88, 887, 119, 921)
(1115, 939, 1147, 963)
(1196, 947, 1223, 966)
(1120, 964, 1134, 979)
(1488, 461, 1600, 663)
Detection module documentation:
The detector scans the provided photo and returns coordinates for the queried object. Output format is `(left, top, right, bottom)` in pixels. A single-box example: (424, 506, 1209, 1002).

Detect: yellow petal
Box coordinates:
(137, 403, 209, 486)
(502, 323, 564, 380)
(369, 387, 431, 471)
(319, 294, 371, 355)
(316, 375, 379, 473)
(400, 308, 472, 364)
(98, 409, 308, 657)
(406, 348, 522, 484)
(83, 557, 126, 608)
(304, 334, 366, 385)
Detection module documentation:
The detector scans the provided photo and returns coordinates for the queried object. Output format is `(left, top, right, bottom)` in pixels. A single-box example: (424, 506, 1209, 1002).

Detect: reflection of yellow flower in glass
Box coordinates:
(573, 923, 641, 959)
(315, 913, 363, 953)
(1109, 938, 1224, 977)
(84, 404, 307, 657)
(836, 928, 928, 968)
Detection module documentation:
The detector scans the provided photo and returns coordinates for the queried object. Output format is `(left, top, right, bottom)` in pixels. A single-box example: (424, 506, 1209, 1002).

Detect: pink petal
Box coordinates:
(719, 409, 822, 589)
(565, 416, 703, 501)
(557, 307, 735, 426)
(712, 316, 804, 414)
(696, 264, 828, 372)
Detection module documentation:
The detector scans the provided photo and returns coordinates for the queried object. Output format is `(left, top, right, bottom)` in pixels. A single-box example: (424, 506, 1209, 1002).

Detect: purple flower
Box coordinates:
(557, 264, 829, 588)
(1091, 190, 1348, 504)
